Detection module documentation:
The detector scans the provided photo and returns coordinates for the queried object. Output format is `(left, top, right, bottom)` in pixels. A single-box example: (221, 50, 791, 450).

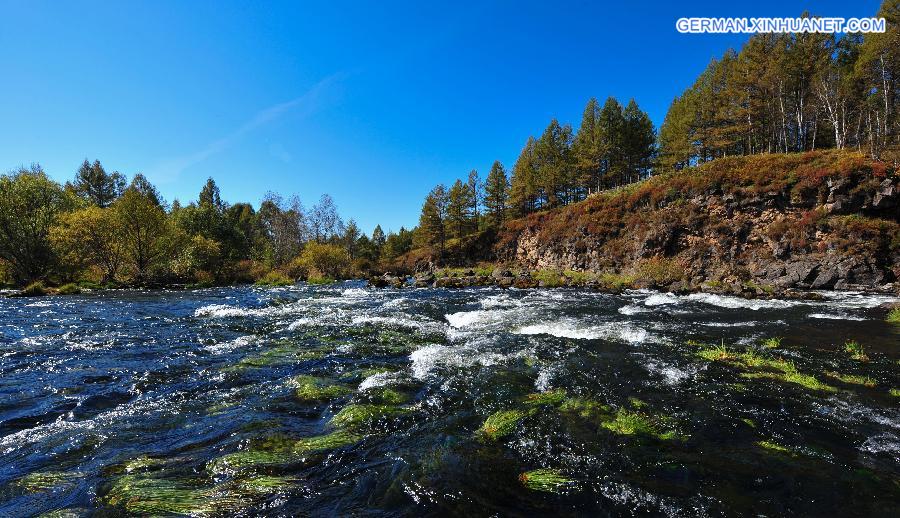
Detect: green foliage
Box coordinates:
(756, 440, 795, 456)
(298, 241, 349, 280)
(328, 404, 409, 430)
(477, 409, 530, 442)
(523, 389, 567, 407)
(17, 471, 82, 493)
(519, 468, 574, 493)
(887, 308, 900, 324)
(51, 206, 126, 283)
(291, 375, 351, 402)
(600, 409, 677, 440)
(844, 339, 869, 361)
(73, 159, 125, 207)
(21, 281, 48, 296)
(254, 271, 293, 287)
(762, 337, 783, 349)
(0, 165, 76, 285)
(56, 283, 81, 295)
(823, 371, 876, 388)
(483, 161, 509, 227)
(531, 269, 566, 287)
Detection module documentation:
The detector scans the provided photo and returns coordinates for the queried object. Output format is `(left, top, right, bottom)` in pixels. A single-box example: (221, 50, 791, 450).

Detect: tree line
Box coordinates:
(0, 159, 412, 287)
(416, 96, 656, 258)
(659, 2, 900, 169)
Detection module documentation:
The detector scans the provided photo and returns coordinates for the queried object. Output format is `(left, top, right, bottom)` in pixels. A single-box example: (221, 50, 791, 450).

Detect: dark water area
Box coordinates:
(1, 284, 898, 517)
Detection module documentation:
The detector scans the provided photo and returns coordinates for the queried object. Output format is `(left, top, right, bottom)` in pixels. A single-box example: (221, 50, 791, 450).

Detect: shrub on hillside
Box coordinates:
(299, 242, 350, 280)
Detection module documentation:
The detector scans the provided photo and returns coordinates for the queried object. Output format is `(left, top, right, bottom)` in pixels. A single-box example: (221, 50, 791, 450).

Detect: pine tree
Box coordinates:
(371, 224, 386, 257)
(572, 98, 601, 197)
(467, 169, 482, 232)
(509, 137, 539, 215)
(446, 179, 474, 238)
(483, 160, 509, 227)
(343, 219, 361, 259)
(622, 99, 656, 182)
(658, 93, 696, 171)
(597, 98, 625, 188)
(534, 119, 573, 208)
(73, 159, 125, 207)
(418, 184, 449, 261)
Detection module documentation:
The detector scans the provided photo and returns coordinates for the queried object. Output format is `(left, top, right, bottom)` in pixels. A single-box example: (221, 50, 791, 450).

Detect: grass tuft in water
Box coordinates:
(371, 388, 409, 405)
(17, 471, 81, 492)
(477, 409, 531, 442)
(889, 388, 900, 398)
(740, 371, 837, 392)
(519, 468, 575, 493)
(559, 397, 611, 419)
(235, 475, 296, 494)
(762, 337, 782, 349)
(104, 474, 214, 515)
(524, 388, 567, 407)
(823, 371, 876, 388)
(844, 340, 869, 361)
(329, 404, 409, 430)
(291, 375, 351, 402)
(756, 440, 796, 456)
(886, 307, 900, 324)
(600, 409, 677, 440)
(56, 283, 81, 295)
(207, 449, 298, 476)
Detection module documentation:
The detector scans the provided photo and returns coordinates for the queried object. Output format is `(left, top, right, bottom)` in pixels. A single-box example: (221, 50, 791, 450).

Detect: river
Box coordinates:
(1, 284, 898, 516)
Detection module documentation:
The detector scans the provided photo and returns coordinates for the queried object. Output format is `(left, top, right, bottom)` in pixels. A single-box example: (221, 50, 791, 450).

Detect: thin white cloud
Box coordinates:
(149, 73, 341, 182)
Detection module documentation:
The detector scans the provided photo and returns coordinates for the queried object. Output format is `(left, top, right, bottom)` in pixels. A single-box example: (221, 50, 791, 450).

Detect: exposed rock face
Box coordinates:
(494, 152, 900, 293)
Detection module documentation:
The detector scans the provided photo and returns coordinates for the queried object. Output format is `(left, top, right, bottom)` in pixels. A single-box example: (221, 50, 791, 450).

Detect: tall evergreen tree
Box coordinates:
(509, 137, 539, 215)
(417, 184, 449, 261)
(534, 119, 573, 208)
(371, 224, 386, 256)
(622, 99, 657, 182)
(572, 98, 602, 196)
(597, 98, 625, 188)
(483, 160, 509, 227)
(467, 169, 482, 232)
(72, 159, 125, 207)
(446, 179, 474, 238)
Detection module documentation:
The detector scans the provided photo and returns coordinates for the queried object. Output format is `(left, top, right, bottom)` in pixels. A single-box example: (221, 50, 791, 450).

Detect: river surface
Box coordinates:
(1, 284, 899, 516)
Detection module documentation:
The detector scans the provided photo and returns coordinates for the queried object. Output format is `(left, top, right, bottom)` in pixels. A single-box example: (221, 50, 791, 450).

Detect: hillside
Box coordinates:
(394, 151, 900, 296)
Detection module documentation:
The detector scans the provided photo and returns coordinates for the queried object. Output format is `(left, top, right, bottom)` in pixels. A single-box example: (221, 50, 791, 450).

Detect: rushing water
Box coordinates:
(1, 284, 899, 516)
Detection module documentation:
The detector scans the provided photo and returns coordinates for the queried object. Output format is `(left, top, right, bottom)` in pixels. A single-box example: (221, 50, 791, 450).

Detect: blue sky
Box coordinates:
(0, 0, 883, 234)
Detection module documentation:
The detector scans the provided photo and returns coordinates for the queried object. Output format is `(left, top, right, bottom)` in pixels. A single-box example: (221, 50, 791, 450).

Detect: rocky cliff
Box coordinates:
(495, 151, 899, 295)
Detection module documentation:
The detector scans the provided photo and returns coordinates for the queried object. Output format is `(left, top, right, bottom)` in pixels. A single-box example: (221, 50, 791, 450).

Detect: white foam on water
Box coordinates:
(644, 293, 680, 306)
(515, 320, 651, 344)
(644, 359, 696, 385)
(815, 291, 900, 309)
(809, 312, 867, 321)
(358, 371, 399, 391)
(702, 321, 759, 327)
(194, 304, 246, 318)
(341, 287, 370, 298)
(534, 367, 554, 392)
(480, 293, 520, 309)
(685, 293, 800, 310)
(860, 433, 900, 461)
(351, 314, 445, 334)
(445, 310, 488, 329)
(205, 335, 255, 354)
(409, 343, 511, 380)
(618, 304, 649, 315)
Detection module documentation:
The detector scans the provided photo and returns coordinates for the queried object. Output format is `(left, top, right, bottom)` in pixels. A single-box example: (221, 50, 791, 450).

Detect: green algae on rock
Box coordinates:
(519, 468, 575, 493)
(329, 404, 410, 430)
(477, 409, 532, 442)
(291, 375, 352, 402)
